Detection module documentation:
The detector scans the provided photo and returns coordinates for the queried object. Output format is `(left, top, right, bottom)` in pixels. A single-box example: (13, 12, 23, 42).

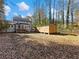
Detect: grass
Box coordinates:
(1, 33, 79, 59)
(18, 33, 79, 59)
(20, 33, 79, 46)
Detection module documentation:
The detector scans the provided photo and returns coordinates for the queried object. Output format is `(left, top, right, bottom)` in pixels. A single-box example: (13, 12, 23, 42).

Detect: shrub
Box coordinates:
(0, 20, 9, 32)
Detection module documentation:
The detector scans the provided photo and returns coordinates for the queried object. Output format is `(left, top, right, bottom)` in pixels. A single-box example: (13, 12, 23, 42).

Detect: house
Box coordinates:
(7, 16, 32, 33)
(7, 21, 15, 32)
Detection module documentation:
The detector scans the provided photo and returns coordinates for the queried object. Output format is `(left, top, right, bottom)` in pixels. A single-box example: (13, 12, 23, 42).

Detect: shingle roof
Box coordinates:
(13, 16, 31, 22)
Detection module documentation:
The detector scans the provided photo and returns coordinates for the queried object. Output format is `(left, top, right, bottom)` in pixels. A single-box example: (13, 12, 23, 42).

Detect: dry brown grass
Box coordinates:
(21, 33, 79, 46)
(17, 33, 79, 59)
(0, 33, 79, 59)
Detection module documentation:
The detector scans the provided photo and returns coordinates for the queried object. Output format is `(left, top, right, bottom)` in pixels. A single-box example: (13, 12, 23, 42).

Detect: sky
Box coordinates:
(4, 0, 66, 20)
(4, 0, 79, 21)
(4, 0, 34, 20)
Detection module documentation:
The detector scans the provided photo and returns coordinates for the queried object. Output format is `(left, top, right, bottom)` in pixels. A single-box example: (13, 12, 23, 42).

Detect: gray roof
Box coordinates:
(13, 16, 31, 22)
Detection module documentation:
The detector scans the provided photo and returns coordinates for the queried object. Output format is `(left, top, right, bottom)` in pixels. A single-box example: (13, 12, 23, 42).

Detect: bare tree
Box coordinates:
(62, 0, 65, 25)
(66, 0, 71, 28)
(48, 0, 52, 24)
(52, 0, 55, 24)
(70, 0, 74, 28)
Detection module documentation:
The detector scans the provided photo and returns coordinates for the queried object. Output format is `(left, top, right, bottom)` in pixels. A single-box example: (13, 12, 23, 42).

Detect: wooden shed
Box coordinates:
(37, 24, 57, 34)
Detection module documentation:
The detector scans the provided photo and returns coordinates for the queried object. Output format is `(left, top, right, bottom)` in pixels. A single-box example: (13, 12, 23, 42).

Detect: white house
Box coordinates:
(7, 16, 32, 33)
(7, 22, 15, 32)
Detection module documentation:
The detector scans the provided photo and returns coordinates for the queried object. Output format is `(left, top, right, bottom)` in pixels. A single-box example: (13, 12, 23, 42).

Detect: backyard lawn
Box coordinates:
(0, 33, 79, 59)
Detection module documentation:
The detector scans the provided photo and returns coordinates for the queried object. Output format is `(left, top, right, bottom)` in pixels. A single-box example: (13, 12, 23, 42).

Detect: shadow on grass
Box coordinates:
(50, 32, 78, 36)
(8, 33, 79, 59)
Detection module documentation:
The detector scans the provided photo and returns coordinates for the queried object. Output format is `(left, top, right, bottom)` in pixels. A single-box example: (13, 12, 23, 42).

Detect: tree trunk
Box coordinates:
(49, 0, 52, 24)
(66, 0, 71, 28)
(52, 0, 55, 24)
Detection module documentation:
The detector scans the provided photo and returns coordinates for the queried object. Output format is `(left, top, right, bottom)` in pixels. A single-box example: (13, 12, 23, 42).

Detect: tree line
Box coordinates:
(32, 0, 79, 29)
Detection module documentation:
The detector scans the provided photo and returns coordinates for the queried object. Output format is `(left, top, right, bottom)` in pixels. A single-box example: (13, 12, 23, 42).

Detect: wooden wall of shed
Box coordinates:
(37, 24, 57, 34)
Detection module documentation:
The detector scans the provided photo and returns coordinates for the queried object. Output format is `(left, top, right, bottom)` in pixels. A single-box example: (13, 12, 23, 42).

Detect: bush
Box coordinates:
(0, 20, 9, 31)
